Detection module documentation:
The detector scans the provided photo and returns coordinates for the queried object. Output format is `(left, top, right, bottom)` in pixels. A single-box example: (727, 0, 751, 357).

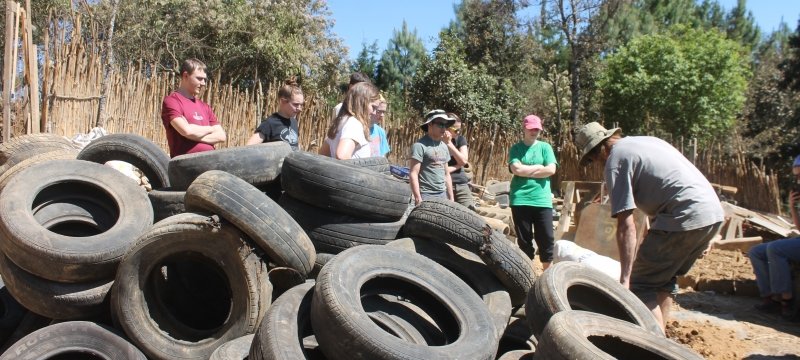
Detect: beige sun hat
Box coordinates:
(575, 122, 621, 165)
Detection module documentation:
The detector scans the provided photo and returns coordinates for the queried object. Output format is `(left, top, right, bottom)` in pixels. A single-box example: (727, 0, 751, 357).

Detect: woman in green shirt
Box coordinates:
(508, 115, 557, 269)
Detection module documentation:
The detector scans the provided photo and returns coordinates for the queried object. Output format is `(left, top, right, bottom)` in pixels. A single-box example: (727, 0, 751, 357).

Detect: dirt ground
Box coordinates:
(668, 249, 800, 359)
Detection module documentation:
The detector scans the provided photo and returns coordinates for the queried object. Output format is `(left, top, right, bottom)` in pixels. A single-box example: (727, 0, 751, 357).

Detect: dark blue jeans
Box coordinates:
(749, 237, 800, 297)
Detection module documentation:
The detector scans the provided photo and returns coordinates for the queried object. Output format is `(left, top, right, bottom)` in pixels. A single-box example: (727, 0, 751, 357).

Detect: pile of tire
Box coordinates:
(0, 133, 703, 360)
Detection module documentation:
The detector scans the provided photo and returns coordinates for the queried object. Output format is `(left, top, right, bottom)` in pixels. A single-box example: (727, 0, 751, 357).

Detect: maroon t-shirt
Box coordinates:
(161, 91, 220, 157)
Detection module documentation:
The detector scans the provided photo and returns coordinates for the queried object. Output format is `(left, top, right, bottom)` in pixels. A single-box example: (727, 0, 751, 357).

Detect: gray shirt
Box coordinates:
(605, 136, 724, 231)
(411, 135, 451, 194)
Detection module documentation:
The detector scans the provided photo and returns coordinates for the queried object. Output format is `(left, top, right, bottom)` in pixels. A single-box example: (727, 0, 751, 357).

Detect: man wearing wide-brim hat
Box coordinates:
(408, 109, 456, 206)
(574, 121, 724, 333)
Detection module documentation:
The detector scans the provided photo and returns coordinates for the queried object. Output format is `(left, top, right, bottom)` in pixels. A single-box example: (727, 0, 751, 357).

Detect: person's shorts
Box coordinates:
(421, 192, 446, 201)
(630, 221, 722, 303)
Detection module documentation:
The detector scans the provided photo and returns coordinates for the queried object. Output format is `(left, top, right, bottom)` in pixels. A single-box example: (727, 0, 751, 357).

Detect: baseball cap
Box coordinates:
(524, 115, 543, 130)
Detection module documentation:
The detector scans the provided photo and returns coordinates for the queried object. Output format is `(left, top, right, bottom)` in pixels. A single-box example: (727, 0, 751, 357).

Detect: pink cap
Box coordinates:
(523, 115, 542, 130)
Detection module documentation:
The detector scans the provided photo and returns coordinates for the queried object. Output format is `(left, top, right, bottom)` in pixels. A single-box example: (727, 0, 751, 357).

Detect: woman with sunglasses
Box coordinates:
(508, 114, 558, 270)
(444, 113, 476, 210)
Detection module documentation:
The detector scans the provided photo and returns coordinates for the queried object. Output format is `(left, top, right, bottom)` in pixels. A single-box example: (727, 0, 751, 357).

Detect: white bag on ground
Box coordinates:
(553, 240, 621, 280)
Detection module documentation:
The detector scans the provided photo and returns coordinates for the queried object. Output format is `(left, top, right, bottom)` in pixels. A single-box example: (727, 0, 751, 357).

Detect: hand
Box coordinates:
(791, 190, 800, 207)
(620, 276, 630, 289)
(443, 130, 452, 143)
(414, 197, 422, 206)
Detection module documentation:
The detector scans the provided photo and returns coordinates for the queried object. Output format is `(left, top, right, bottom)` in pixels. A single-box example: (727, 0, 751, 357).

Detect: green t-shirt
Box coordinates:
(508, 140, 557, 207)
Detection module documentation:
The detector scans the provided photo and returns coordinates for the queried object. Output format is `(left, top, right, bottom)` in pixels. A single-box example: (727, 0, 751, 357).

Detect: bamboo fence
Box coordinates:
(2, 14, 783, 214)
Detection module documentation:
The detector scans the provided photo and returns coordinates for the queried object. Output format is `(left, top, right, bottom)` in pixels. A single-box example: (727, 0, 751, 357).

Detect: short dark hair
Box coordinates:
(349, 72, 371, 85)
(180, 58, 206, 76)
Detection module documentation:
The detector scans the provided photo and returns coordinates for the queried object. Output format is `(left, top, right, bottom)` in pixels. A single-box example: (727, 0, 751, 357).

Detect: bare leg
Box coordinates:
(643, 291, 672, 334)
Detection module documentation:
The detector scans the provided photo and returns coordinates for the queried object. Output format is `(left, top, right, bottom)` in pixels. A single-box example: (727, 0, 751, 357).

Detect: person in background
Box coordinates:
(508, 115, 557, 270)
(246, 78, 303, 150)
(575, 121, 724, 333)
(446, 113, 475, 210)
(320, 82, 380, 160)
(332, 72, 371, 121)
(161, 58, 226, 158)
(368, 93, 391, 157)
(748, 155, 800, 322)
(409, 110, 455, 205)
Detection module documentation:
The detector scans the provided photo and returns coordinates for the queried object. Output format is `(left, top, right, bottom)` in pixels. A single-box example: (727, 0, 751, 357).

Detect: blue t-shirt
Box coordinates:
(369, 123, 391, 157)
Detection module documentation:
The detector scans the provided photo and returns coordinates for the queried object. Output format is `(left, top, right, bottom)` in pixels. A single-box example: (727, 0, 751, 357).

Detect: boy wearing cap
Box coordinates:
(409, 110, 455, 205)
(575, 121, 724, 332)
(508, 115, 558, 270)
(748, 156, 800, 321)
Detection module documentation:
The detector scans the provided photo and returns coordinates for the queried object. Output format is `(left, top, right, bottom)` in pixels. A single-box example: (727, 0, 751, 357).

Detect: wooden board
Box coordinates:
(572, 203, 648, 261)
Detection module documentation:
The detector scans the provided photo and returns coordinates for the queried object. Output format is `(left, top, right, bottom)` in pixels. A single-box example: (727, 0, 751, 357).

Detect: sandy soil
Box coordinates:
(668, 249, 800, 359)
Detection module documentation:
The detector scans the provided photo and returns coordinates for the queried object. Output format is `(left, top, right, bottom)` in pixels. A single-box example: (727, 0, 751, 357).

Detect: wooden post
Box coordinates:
(40, 10, 51, 132)
(3, 1, 20, 142)
(20, 3, 38, 133)
(95, 0, 119, 128)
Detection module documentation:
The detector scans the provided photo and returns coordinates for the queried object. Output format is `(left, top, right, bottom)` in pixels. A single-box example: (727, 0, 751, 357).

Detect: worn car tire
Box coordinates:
(77, 133, 170, 188)
(0, 133, 76, 166)
(403, 198, 535, 305)
(0, 254, 111, 320)
(311, 245, 498, 360)
(168, 142, 291, 190)
(0, 280, 25, 347)
(0, 159, 153, 282)
(148, 187, 185, 222)
(387, 237, 513, 337)
(209, 334, 254, 360)
(281, 151, 411, 222)
(0, 321, 145, 360)
(535, 311, 702, 360)
(0, 149, 77, 190)
(249, 282, 323, 360)
(185, 170, 316, 277)
(111, 213, 271, 360)
(526, 261, 662, 338)
(340, 156, 390, 174)
(279, 195, 408, 254)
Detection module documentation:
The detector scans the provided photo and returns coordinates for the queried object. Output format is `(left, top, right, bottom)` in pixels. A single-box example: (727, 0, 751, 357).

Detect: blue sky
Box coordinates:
(326, 0, 800, 61)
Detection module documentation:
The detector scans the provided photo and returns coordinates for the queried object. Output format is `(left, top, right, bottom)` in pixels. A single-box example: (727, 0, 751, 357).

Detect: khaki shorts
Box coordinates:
(630, 221, 722, 303)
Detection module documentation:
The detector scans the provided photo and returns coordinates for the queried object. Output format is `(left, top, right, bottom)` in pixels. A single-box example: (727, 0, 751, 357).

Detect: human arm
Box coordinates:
(409, 159, 423, 205)
(509, 162, 556, 178)
(616, 209, 637, 288)
(447, 142, 468, 172)
(335, 139, 357, 160)
(791, 190, 800, 229)
(319, 140, 331, 156)
(169, 117, 221, 143)
(445, 168, 454, 201)
(245, 132, 265, 145)
(201, 124, 226, 144)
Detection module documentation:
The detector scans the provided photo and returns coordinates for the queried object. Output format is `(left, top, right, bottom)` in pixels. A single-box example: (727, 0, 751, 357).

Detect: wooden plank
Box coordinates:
(22, 0, 38, 133)
(555, 181, 576, 240)
(3, 1, 19, 141)
(572, 203, 649, 261)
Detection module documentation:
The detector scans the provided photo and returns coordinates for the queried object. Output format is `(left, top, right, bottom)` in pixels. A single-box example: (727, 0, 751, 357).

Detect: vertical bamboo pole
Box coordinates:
(40, 10, 51, 132)
(3, 1, 20, 141)
(22, 0, 38, 133)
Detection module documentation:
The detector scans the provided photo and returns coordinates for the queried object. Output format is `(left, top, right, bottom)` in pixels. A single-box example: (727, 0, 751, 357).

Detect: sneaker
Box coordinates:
(754, 298, 782, 314)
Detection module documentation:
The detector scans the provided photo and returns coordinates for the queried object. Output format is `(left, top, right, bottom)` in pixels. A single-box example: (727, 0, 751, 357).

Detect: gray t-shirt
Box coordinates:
(411, 135, 451, 194)
(605, 136, 724, 231)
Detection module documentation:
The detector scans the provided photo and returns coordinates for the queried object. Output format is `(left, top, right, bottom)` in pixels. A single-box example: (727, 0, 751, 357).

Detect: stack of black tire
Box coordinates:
(0, 133, 704, 360)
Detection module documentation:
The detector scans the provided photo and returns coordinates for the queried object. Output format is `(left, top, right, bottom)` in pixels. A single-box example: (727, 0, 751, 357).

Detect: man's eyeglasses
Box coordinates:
(431, 122, 448, 129)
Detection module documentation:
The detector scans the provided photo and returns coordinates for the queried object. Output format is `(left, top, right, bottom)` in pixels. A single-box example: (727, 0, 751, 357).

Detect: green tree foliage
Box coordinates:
(741, 23, 797, 160)
(92, 0, 347, 91)
(599, 26, 750, 142)
(780, 20, 800, 92)
(351, 41, 379, 80)
(376, 21, 427, 97)
(411, 31, 523, 131)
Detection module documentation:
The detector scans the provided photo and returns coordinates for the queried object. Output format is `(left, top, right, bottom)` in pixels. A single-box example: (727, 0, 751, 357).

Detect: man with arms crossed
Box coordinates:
(161, 58, 226, 157)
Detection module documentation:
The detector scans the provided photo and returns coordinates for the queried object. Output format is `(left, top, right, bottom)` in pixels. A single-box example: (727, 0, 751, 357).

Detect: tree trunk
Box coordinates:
(95, 0, 119, 128)
(568, 57, 581, 129)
